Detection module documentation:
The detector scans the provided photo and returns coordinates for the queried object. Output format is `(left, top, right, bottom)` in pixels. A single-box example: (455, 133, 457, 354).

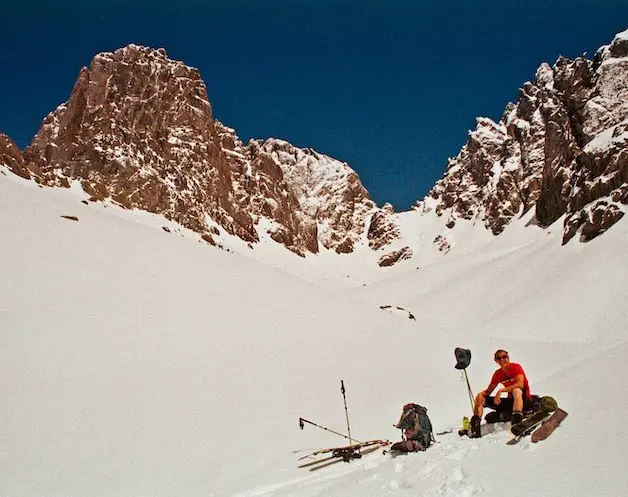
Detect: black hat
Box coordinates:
(454, 348, 471, 370)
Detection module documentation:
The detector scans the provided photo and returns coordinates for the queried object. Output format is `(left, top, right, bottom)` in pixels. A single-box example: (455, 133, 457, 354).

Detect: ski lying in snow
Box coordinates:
(304, 442, 387, 471)
(297, 439, 388, 460)
(507, 411, 552, 445)
(297, 453, 339, 468)
(531, 408, 568, 443)
(511, 410, 552, 436)
(297, 440, 390, 468)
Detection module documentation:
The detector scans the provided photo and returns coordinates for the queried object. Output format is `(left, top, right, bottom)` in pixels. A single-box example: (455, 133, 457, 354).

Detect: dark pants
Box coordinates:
(484, 395, 535, 413)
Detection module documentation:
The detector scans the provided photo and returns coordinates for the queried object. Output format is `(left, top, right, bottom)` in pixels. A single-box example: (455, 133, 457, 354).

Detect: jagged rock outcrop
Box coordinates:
(433, 234, 451, 254)
(378, 246, 412, 267)
(0, 133, 30, 179)
(23, 45, 258, 243)
(367, 203, 400, 251)
(561, 31, 628, 243)
(19, 44, 395, 257)
(425, 29, 628, 243)
(6, 31, 626, 263)
(247, 139, 377, 254)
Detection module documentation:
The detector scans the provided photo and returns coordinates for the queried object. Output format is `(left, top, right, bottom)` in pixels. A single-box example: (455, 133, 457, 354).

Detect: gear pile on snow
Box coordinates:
(390, 403, 434, 452)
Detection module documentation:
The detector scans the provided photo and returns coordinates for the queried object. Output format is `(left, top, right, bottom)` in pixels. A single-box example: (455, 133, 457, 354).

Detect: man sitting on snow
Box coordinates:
(470, 349, 535, 437)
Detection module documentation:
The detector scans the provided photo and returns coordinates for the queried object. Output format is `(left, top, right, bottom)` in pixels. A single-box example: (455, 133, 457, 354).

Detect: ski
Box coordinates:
(531, 408, 568, 443)
(297, 453, 339, 468)
(507, 412, 552, 445)
(297, 439, 388, 460)
(306, 442, 387, 471)
(511, 410, 552, 437)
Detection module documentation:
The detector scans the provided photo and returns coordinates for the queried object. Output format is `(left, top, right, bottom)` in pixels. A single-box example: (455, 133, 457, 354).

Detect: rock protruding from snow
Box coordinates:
(246, 139, 378, 254)
(425, 29, 628, 244)
(367, 203, 400, 251)
(0, 133, 30, 179)
(378, 246, 412, 267)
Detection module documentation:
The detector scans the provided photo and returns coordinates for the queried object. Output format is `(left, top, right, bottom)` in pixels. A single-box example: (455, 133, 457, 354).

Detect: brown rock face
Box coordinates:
(426, 29, 628, 243)
(0, 133, 30, 179)
(378, 246, 412, 267)
(23, 45, 256, 242)
(18, 44, 397, 257)
(367, 203, 400, 250)
(433, 234, 451, 254)
(247, 139, 379, 255)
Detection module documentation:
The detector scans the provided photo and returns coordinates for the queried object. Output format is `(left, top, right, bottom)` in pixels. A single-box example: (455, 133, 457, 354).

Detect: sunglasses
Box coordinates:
(495, 355, 509, 361)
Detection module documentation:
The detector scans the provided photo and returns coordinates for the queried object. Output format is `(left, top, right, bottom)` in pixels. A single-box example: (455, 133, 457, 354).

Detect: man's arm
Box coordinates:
(498, 374, 524, 393)
(480, 383, 498, 397)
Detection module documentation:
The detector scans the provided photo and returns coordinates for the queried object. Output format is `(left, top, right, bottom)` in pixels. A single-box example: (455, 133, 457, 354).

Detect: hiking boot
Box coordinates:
(511, 411, 523, 425)
(470, 415, 481, 438)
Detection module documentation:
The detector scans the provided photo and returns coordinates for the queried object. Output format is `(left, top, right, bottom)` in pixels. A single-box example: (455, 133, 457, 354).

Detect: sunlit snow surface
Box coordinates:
(1, 167, 627, 497)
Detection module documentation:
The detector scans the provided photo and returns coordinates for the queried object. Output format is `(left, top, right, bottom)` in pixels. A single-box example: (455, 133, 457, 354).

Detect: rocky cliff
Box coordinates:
(18, 44, 391, 256)
(426, 29, 627, 244)
(3, 30, 627, 264)
(0, 133, 28, 179)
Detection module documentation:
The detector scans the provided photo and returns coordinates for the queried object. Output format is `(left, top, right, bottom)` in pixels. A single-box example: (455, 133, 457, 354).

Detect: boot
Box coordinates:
(511, 411, 523, 425)
(470, 415, 482, 438)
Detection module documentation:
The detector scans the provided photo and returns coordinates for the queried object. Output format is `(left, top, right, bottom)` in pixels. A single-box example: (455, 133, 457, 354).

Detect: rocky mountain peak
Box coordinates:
(3, 30, 626, 267)
(425, 28, 627, 243)
(17, 44, 396, 258)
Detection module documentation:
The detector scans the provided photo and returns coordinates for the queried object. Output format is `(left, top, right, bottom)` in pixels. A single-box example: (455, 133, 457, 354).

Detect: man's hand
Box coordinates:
(494, 389, 503, 405)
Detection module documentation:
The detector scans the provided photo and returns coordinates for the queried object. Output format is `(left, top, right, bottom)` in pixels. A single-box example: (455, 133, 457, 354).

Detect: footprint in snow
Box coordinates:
(382, 479, 412, 491)
(446, 447, 469, 461)
(394, 461, 406, 474)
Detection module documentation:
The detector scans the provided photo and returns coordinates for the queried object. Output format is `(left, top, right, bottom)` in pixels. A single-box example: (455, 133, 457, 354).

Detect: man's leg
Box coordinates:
(471, 392, 487, 437)
(511, 388, 524, 424)
(473, 391, 486, 417)
(512, 388, 523, 412)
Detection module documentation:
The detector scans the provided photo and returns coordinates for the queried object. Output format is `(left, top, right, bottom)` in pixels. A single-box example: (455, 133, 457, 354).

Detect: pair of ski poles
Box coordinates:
(298, 380, 362, 447)
(299, 353, 476, 446)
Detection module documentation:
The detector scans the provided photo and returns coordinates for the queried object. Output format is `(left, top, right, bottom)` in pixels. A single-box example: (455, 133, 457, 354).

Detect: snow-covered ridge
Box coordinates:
(425, 28, 627, 245)
(3, 29, 627, 267)
(10, 44, 399, 260)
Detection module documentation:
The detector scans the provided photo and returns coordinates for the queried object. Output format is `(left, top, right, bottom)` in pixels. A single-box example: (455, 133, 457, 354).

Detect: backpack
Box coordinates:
(394, 403, 434, 450)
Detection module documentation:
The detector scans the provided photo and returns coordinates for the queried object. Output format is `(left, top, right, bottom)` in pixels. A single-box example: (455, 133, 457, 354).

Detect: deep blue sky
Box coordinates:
(1, 1, 627, 210)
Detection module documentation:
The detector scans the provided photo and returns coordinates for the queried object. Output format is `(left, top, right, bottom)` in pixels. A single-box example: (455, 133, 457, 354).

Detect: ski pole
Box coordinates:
(454, 348, 475, 413)
(463, 369, 474, 412)
(298, 417, 362, 444)
(340, 380, 354, 449)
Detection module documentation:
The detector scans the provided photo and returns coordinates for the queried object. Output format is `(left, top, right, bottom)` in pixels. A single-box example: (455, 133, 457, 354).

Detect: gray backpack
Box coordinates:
(394, 403, 434, 450)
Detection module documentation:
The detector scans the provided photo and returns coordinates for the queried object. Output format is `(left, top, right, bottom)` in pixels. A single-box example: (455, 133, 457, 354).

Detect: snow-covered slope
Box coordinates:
(1, 162, 627, 496)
